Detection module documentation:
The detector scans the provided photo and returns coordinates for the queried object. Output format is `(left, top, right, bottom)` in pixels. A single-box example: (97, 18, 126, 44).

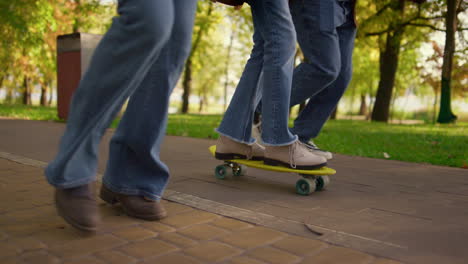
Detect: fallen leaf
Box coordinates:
(383, 152, 391, 159)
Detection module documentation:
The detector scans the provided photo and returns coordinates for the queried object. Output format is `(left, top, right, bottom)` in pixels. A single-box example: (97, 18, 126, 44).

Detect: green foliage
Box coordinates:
(0, 0, 115, 105)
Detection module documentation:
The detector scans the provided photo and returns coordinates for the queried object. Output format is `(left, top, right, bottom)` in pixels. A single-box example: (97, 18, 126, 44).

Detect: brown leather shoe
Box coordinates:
(55, 184, 100, 232)
(100, 185, 167, 221)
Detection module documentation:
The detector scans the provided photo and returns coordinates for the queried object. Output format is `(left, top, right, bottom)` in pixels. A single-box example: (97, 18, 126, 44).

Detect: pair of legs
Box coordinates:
(216, 0, 327, 169)
(46, 0, 198, 231)
(254, 0, 357, 157)
(289, 0, 357, 142)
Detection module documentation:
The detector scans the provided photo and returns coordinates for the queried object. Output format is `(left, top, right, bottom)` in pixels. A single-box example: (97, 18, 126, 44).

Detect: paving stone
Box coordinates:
(158, 232, 198, 248)
(161, 200, 195, 215)
(184, 241, 241, 263)
(140, 222, 176, 233)
(0, 257, 20, 264)
(373, 259, 403, 264)
(49, 234, 126, 258)
(178, 223, 229, 240)
(143, 253, 201, 264)
(62, 256, 105, 264)
(227, 256, 267, 264)
(94, 250, 137, 264)
(273, 236, 328, 256)
(247, 246, 301, 264)
(301, 246, 374, 264)
(211, 217, 253, 231)
(20, 251, 60, 264)
(2, 220, 62, 237)
(220, 226, 286, 249)
(0, 241, 21, 258)
(99, 206, 142, 230)
(119, 239, 178, 259)
(34, 227, 83, 246)
(10, 237, 46, 251)
(112, 226, 157, 241)
(160, 210, 220, 228)
(0, 231, 8, 240)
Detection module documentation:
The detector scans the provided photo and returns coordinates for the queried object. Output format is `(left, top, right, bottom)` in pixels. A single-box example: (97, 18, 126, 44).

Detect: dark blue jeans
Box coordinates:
(45, 0, 198, 201)
(289, 0, 357, 142)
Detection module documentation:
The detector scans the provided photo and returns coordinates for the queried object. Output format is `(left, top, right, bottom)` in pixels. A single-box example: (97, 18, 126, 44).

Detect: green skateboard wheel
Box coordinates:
(215, 165, 229, 179)
(233, 165, 247, 176)
(296, 178, 316, 195)
(315, 176, 330, 191)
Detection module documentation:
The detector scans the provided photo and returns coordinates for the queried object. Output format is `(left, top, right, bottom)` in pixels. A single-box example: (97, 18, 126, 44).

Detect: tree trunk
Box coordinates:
(22, 76, 31, 105)
(432, 88, 438, 124)
(359, 94, 367, 115)
(5, 89, 14, 103)
(48, 81, 54, 106)
(180, 2, 214, 114)
(198, 92, 204, 113)
(437, 0, 460, 123)
(371, 29, 404, 122)
(40, 85, 47, 106)
(181, 58, 192, 113)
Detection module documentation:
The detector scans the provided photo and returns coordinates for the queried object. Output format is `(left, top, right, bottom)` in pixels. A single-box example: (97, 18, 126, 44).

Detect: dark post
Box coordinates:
(56, 33, 102, 120)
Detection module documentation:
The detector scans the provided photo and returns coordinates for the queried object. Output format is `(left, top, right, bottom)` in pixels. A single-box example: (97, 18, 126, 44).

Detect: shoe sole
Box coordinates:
(55, 196, 98, 233)
(100, 186, 167, 221)
(215, 152, 263, 161)
(263, 158, 327, 170)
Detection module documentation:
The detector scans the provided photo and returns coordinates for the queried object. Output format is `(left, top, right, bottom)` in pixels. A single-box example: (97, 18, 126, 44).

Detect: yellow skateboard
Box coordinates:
(209, 145, 336, 195)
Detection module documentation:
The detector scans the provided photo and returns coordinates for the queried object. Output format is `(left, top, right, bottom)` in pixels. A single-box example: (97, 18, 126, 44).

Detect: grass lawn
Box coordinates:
(167, 114, 468, 168)
(0, 104, 61, 121)
(1, 104, 467, 168)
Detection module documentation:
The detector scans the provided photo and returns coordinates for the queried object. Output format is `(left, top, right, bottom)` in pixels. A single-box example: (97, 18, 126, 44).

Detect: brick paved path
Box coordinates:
(0, 158, 401, 264)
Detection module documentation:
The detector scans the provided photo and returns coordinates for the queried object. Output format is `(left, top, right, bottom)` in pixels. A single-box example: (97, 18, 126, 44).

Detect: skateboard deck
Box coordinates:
(209, 145, 336, 195)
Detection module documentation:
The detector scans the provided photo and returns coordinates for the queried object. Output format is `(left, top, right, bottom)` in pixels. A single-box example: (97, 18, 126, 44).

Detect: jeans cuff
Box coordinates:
(215, 128, 256, 145)
(46, 174, 96, 189)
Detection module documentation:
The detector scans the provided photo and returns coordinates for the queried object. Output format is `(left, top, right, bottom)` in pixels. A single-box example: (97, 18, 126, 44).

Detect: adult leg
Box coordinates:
(102, 0, 198, 203)
(46, 0, 175, 188)
(288, 0, 342, 107)
(45, 0, 176, 231)
(291, 1, 357, 142)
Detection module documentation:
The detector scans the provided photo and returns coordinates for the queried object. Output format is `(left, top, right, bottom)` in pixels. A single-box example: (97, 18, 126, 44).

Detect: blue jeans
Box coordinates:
(45, 0, 198, 201)
(216, 0, 297, 146)
(289, 0, 357, 142)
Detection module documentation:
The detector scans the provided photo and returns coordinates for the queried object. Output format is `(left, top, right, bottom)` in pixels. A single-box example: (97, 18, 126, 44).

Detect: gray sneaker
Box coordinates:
(215, 135, 265, 160)
(302, 140, 333, 160)
(264, 140, 327, 170)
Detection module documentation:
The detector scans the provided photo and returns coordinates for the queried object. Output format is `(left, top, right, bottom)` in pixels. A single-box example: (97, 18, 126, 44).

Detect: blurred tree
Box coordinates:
(437, 0, 465, 123)
(0, 0, 114, 105)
